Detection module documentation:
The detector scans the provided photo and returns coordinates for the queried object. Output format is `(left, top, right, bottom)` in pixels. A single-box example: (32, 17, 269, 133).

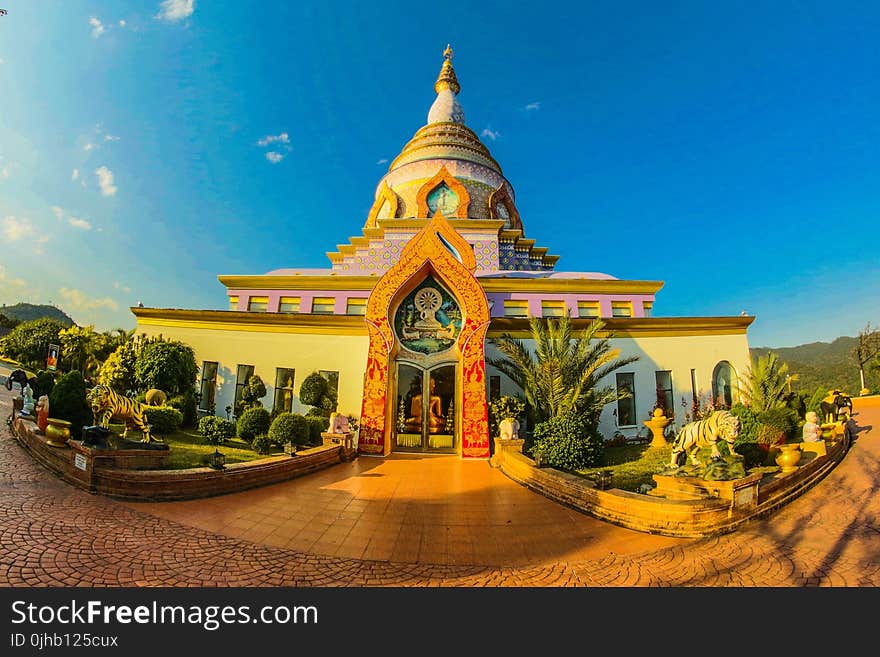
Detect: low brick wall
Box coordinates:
(11, 416, 355, 502)
(492, 430, 851, 538)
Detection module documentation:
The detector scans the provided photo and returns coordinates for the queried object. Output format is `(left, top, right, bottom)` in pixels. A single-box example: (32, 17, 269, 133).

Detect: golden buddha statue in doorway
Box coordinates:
(404, 376, 446, 433)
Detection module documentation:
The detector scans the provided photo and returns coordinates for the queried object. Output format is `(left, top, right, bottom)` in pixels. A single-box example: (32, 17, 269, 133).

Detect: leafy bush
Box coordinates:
(167, 390, 197, 428)
(806, 388, 827, 417)
(142, 406, 183, 436)
(299, 371, 337, 416)
(134, 340, 198, 396)
(251, 433, 276, 455)
(757, 407, 799, 439)
(305, 415, 328, 445)
(488, 395, 526, 438)
(268, 412, 309, 446)
(48, 371, 92, 440)
(729, 403, 760, 443)
(198, 416, 236, 445)
(531, 411, 604, 470)
(31, 370, 56, 400)
(756, 423, 786, 446)
(237, 406, 271, 442)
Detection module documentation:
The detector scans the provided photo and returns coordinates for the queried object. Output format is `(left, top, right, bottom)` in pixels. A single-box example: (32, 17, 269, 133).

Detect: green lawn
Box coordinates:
(578, 443, 674, 492)
(106, 424, 281, 470)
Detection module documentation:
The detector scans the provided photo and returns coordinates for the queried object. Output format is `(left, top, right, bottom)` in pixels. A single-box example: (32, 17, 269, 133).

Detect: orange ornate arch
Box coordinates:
(488, 182, 522, 230)
(415, 165, 470, 219)
(358, 211, 490, 458)
(364, 181, 400, 229)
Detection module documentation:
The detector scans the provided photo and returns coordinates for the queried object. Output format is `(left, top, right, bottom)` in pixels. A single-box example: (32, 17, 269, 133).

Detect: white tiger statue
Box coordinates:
(669, 410, 741, 468)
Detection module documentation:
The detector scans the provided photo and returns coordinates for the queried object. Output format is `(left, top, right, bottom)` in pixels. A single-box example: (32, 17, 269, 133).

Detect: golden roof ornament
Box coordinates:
(434, 43, 460, 95)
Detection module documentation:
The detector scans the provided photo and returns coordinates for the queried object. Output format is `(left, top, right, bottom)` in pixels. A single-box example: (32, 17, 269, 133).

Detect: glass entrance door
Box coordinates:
(395, 364, 456, 452)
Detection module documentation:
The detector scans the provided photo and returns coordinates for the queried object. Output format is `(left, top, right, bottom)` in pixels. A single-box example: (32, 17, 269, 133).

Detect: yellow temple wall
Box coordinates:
(486, 331, 751, 439)
(135, 322, 369, 420)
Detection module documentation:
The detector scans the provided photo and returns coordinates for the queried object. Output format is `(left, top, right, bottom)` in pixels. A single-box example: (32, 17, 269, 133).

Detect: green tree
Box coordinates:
(487, 312, 638, 424)
(237, 374, 267, 415)
(48, 370, 92, 440)
(58, 324, 98, 375)
(97, 333, 156, 394)
(134, 340, 198, 396)
(735, 352, 798, 412)
(299, 371, 337, 417)
(853, 322, 880, 393)
(0, 318, 66, 371)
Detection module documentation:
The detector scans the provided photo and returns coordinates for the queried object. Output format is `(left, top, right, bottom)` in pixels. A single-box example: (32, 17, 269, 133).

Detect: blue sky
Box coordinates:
(0, 1, 878, 348)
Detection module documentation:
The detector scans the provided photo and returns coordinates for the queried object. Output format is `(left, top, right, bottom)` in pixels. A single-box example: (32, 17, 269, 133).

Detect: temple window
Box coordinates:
(577, 300, 600, 318)
(234, 364, 255, 416)
(541, 300, 565, 317)
(643, 301, 653, 317)
(273, 368, 296, 414)
(655, 370, 674, 417)
(615, 372, 637, 427)
(228, 295, 239, 311)
(312, 297, 335, 314)
(346, 297, 367, 315)
(611, 301, 633, 318)
(199, 361, 218, 412)
(426, 183, 459, 216)
(247, 296, 268, 312)
(503, 299, 529, 318)
(279, 296, 301, 313)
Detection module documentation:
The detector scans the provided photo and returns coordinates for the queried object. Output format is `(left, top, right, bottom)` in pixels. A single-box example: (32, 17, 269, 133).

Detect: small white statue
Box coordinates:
(329, 412, 350, 434)
(21, 384, 35, 417)
(499, 417, 520, 440)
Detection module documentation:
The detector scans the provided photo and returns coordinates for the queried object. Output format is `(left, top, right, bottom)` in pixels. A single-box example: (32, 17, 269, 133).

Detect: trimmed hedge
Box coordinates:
(251, 433, 276, 455)
(237, 406, 271, 442)
(305, 415, 328, 446)
(268, 412, 309, 446)
(531, 411, 604, 470)
(197, 416, 236, 445)
(48, 371, 92, 440)
(143, 406, 184, 436)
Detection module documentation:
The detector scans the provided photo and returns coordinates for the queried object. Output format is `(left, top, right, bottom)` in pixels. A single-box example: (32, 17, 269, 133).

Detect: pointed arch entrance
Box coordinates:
(358, 212, 490, 458)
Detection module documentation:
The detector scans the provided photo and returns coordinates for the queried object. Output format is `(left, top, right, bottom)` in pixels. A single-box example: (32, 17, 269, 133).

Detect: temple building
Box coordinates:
(133, 47, 753, 458)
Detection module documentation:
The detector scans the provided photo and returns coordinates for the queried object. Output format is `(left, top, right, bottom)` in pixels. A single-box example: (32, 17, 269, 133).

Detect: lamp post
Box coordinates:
(208, 449, 226, 470)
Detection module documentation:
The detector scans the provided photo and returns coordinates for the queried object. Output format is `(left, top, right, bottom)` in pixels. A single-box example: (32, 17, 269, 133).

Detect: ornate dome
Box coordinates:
(367, 46, 519, 226)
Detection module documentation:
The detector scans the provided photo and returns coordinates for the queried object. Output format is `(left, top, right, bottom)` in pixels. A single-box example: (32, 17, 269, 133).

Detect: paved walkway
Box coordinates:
(1, 385, 878, 586)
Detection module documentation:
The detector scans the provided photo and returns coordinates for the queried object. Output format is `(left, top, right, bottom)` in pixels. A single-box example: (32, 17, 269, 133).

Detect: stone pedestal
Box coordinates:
(321, 431, 354, 450)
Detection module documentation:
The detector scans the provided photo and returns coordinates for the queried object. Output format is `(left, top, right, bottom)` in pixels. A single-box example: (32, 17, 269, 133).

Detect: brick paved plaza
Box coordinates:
(2, 387, 878, 587)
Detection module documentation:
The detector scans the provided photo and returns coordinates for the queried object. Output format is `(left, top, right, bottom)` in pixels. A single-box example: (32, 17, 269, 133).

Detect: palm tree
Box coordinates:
(487, 311, 638, 424)
(735, 352, 797, 412)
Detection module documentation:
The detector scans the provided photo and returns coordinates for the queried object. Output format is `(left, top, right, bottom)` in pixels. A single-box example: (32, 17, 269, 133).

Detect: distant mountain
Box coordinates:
(751, 336, 871, 395)
(0, 303, 75, 327)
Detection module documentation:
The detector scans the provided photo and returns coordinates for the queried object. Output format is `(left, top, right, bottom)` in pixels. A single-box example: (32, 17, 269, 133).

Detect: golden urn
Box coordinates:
(644, 408, 671, 449)
(775, 443, 801, 473)
(44, 418, 72, 448)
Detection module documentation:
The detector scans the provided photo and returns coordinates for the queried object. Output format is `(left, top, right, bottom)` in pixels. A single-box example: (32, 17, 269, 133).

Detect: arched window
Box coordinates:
(712, 361, 736, 409)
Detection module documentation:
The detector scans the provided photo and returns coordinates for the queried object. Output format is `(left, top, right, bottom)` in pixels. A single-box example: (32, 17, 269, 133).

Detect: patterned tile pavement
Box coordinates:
(1, 385, 878, 587)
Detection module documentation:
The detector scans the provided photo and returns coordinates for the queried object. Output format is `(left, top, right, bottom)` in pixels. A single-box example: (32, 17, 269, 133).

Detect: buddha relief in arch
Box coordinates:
(426, 183, 459, 217)
(394, 276, 463, 354)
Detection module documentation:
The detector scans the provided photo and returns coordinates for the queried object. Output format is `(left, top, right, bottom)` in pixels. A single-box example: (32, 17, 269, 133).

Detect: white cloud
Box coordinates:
(119, 20, 127, 28)
(0, 58, 5, 65)
(67, 216, 92, 231)
(481, 127, 500, 141)
(83, 142, 98, 152)
(71, 169, 79, 181)
(2, 216, 32, 241)
(32, 234, 50, 256)
(265, 152, 284, 164)
(51, 206, 94, 231)
(59, 287, 119, 311)
(0, 265, 26, 291)
(104, 134, 120, 142)
(95, 166, 117, 196)
(0, 166, 9, 179)
(156, 0, 195, 22)
(257, 132, 290, 147)
(525, 101, 541, 111)
(376, 158, 388, 165)
(89, 16, 105, 39)
(113, 281, 132, 294)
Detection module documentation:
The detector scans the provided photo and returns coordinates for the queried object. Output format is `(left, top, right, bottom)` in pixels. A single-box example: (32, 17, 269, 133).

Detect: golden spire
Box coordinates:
(434, 43, 460, 95)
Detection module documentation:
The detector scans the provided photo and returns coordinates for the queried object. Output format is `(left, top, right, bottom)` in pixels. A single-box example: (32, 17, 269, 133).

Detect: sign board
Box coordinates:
(47, 344, 59, 372)
(74, 453, 88, 471)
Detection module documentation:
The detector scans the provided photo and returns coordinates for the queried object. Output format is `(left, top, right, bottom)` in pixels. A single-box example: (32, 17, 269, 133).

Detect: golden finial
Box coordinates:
(434, 44, 460, 95)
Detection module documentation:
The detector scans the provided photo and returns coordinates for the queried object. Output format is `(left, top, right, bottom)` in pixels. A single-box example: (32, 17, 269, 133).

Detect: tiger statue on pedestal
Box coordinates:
(669, 410, 741, 468)
(87, 385, 156, 443)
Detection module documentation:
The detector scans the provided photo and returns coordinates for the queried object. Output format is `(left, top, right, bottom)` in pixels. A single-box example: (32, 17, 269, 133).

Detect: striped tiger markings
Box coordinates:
(87, 384, 158, 443)
(669, 410, 741, 468)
